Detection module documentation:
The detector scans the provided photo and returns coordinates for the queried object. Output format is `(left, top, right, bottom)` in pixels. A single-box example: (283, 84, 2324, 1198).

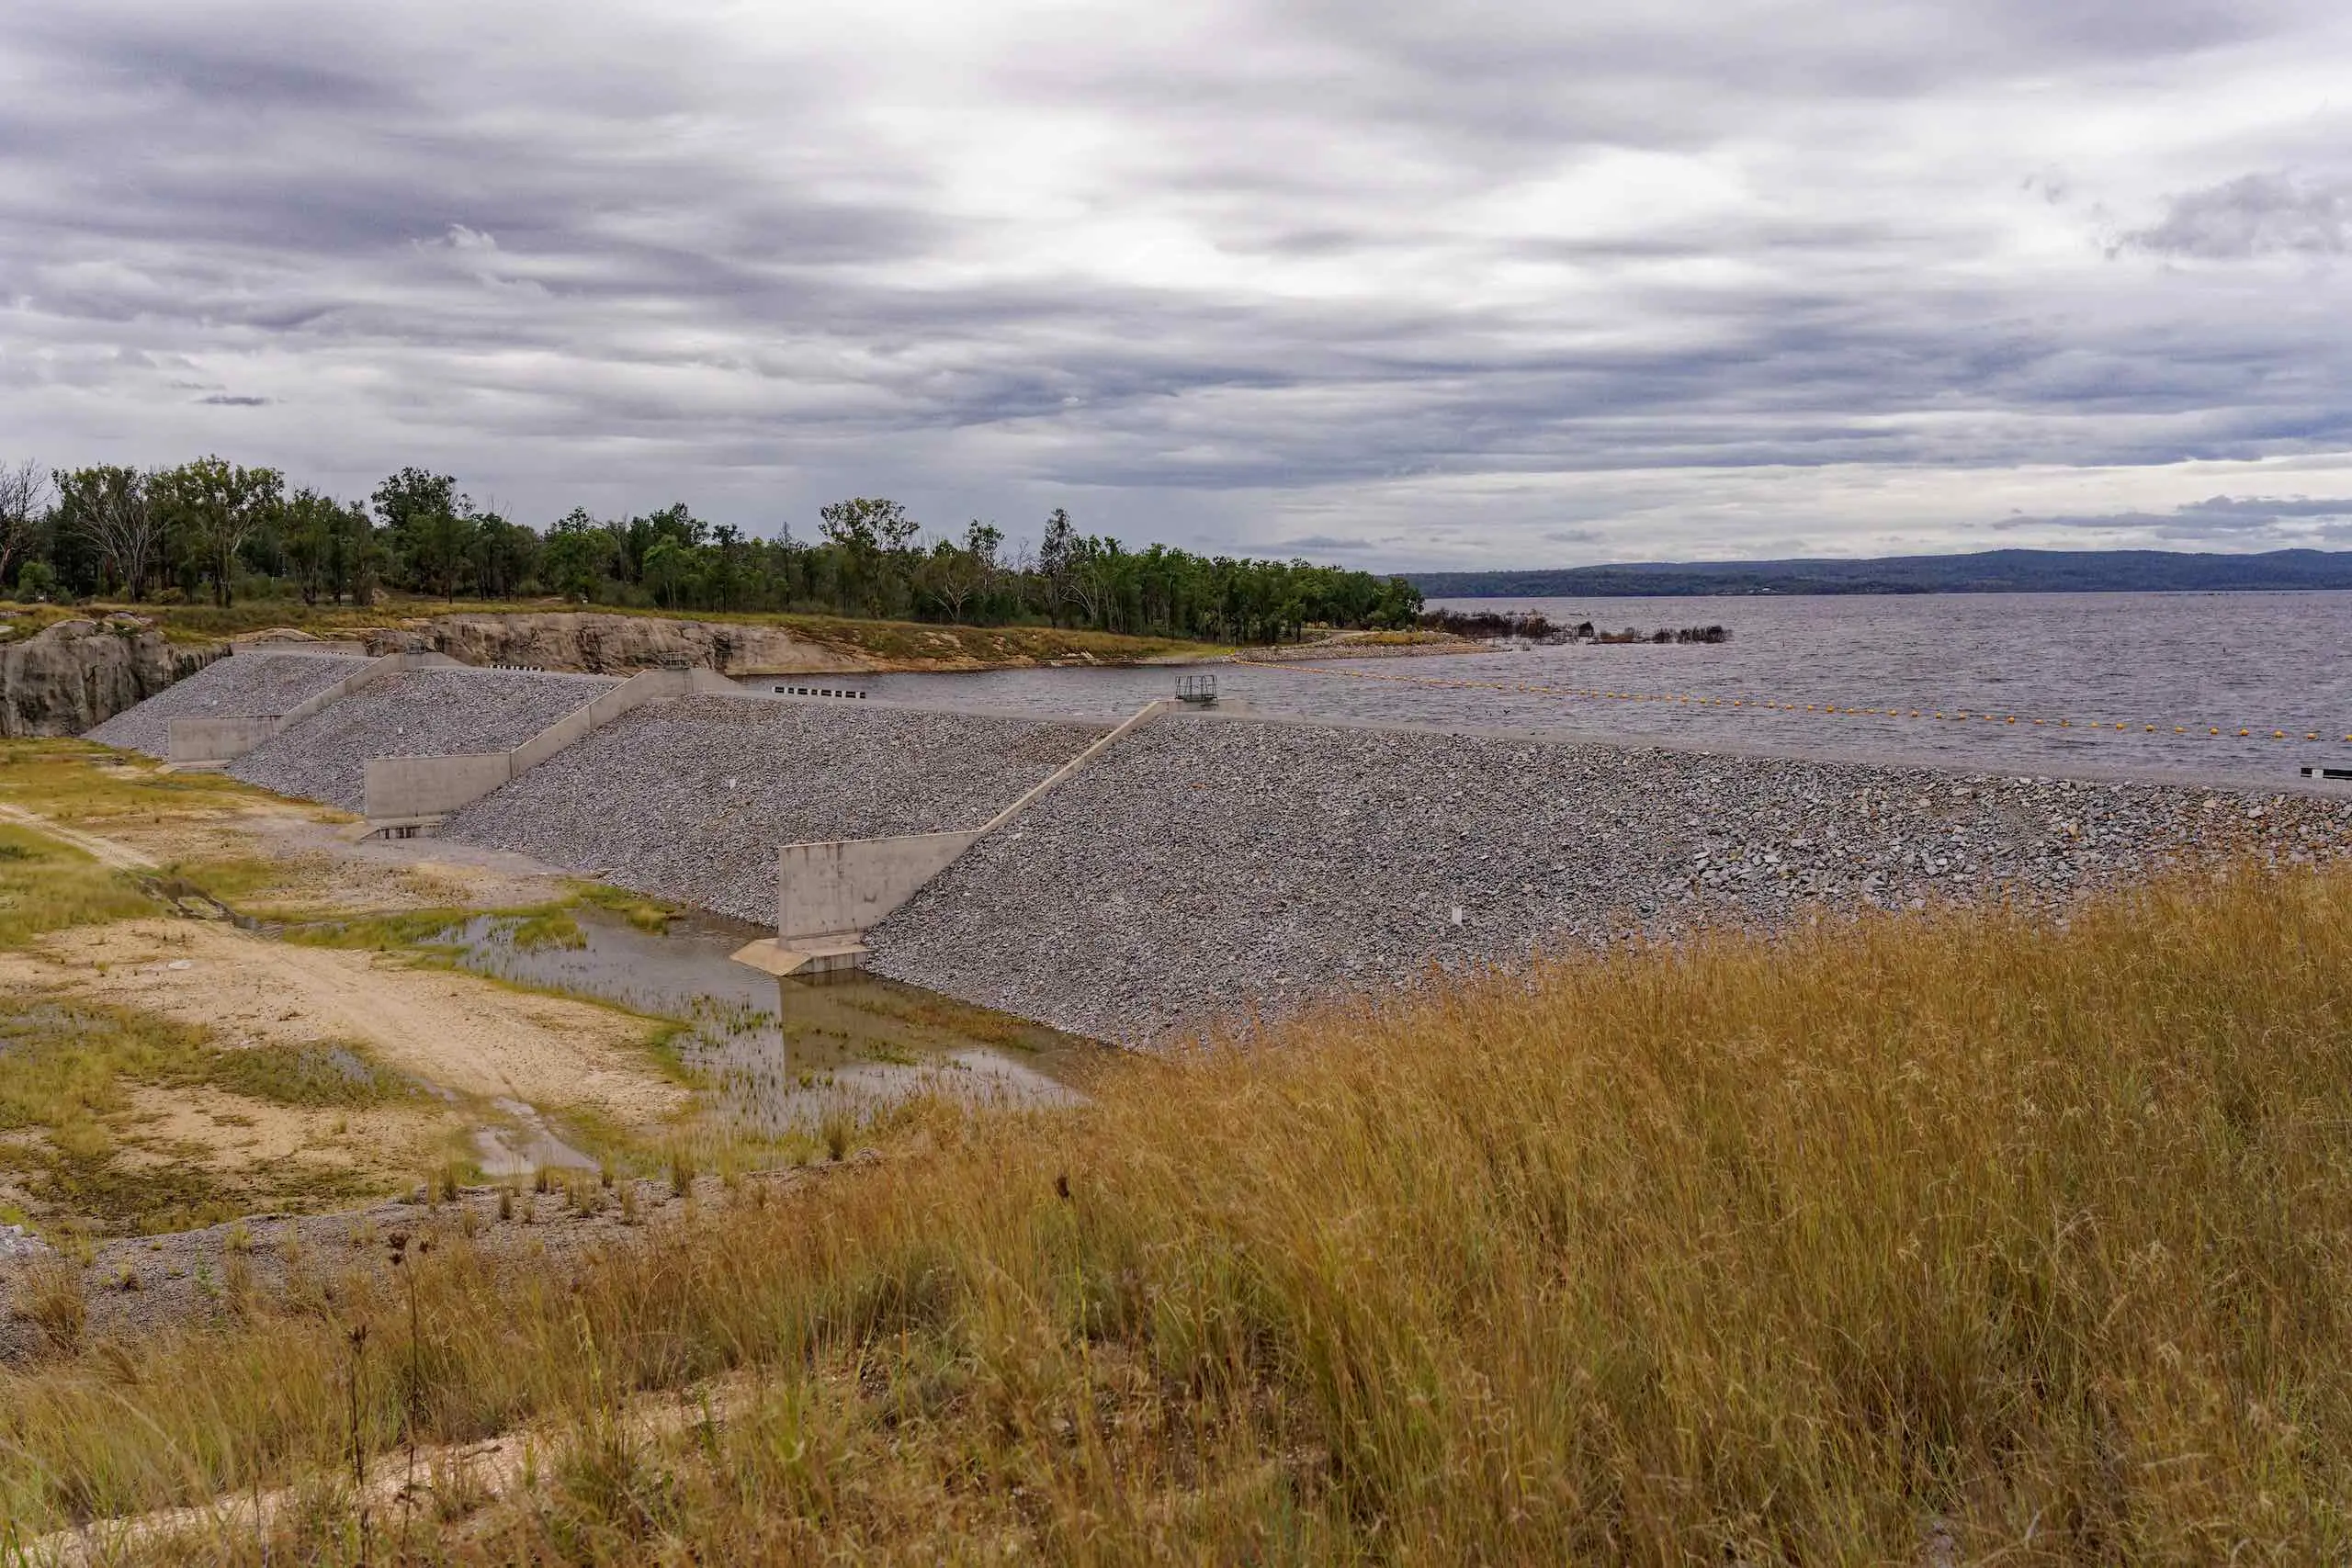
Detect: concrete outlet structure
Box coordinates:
(166, 650, 458, 769)
(734, 699, 1172, 977)
(358, 666, 741, 835)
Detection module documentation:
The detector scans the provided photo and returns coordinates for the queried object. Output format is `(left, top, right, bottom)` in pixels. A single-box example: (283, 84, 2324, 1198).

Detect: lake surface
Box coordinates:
(741, 592, 2352, 790)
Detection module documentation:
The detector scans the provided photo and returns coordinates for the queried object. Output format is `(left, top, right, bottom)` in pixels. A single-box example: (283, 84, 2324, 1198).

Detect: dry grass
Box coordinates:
(8, 866, 2352, 1561)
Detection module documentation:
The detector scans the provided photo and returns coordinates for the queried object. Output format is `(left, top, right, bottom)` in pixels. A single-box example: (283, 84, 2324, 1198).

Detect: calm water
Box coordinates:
(439, 907, 1094, 1134)
(743, 592, 2352, 789)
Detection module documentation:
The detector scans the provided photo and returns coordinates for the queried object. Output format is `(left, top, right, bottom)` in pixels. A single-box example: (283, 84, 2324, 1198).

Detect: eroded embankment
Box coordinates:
(867, 714, 2352, 1045)
(441, 694, 1113, 923)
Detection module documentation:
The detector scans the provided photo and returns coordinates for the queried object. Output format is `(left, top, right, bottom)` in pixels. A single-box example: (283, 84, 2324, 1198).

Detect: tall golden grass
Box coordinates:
(7, 865, 2352, 1561)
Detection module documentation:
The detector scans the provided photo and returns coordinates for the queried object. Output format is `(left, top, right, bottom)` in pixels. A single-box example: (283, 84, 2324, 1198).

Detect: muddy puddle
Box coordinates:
(435, 907, 1099, 1137)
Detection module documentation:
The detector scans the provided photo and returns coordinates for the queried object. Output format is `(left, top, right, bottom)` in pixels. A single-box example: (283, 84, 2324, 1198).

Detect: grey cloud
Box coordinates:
(2000, 493, 2352, 544)
(2124, 174, 2352, 259)
(4, 1, 2352, 565)
(198, 394, 270, 406)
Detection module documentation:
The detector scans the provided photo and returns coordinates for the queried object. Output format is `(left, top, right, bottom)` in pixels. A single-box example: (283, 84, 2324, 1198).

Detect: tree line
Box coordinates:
(0, 458, 1421, 642)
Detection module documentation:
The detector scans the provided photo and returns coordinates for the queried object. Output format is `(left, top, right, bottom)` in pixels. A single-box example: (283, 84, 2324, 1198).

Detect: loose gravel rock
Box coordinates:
(443, 694, 1113, 924)
(870, 715, 2352, 1047)
(229, 668, 617, 809)
(85, 650, 367, 757)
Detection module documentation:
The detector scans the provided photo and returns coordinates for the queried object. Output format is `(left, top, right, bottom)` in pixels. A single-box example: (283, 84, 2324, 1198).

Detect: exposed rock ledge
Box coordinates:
(2, 618, 225, 739)
(352, 613, 872, 677)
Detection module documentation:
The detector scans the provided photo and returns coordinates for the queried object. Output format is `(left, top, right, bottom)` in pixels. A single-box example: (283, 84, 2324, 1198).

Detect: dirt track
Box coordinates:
(0, 920, 684, 1118)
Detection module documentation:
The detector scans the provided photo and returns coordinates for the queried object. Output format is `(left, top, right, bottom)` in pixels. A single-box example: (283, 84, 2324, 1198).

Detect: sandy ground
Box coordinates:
(0, 760, 697, 1252)
(0, 919, 684, 1119)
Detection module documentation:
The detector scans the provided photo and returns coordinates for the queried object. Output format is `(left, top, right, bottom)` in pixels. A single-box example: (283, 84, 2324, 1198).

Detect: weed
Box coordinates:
(820, 1111, 853, 1163)
(207, 1041, 412, 1109)
(507, 910, 587, 953)
(14, 1257, 86, 1351)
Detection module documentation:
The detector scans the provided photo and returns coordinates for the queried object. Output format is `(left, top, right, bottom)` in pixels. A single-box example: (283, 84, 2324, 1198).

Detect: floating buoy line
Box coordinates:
(1235, 659, 2347, 746)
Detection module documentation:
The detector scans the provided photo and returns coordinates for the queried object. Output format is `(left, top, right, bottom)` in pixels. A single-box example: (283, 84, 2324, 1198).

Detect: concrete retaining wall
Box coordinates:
(738, 700, 1171, 975)
(360, 665, 737, 826)
(778, 830, 985, 945)
(163, 650, 456, 767)
(363, 751, 517, 820)
(164, 716, 288, 764)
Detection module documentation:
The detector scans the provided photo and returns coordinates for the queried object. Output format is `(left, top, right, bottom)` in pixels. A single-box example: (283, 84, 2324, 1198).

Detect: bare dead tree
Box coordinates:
(57, 465, 165, 601)
(0, 458, 47, 586)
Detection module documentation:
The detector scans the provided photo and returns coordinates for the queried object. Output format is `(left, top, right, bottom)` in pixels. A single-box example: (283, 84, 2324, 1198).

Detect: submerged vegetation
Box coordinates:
(7, 863, 2352, 1558)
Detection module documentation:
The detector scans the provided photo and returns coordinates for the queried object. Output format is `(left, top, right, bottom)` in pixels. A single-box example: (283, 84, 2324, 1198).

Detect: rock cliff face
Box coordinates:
(1, 619, 226, 738)
(356, 613, 871, 676)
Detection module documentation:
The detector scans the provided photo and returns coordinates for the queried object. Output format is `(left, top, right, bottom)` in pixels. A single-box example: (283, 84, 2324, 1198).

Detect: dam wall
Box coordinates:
(440, 694, 1115, 925)
(82, 660, 2352, 1050)
(227, 667, 623, 810)
(360, 667, 741, 827)
(87, 647, 369, 759)
(865, 711, 2352, 1047)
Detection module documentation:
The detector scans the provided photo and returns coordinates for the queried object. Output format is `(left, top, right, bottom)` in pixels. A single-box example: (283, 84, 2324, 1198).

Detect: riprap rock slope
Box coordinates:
(83, 649, 362, 757)
(227, 668, 618, 810)
(868, 714, 2352, 1046)
(442, 694, 1112, 925)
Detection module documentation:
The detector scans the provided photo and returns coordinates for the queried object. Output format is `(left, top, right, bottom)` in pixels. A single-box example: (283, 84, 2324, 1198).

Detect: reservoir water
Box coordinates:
(744, 592, 2352, 789)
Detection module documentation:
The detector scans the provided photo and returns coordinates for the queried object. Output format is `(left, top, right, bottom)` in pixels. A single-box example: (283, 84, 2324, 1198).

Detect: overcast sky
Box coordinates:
(6, 1, 2352, 569)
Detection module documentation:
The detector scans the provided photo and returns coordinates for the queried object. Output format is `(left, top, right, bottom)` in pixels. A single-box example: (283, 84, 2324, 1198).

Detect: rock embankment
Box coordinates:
(85, 649, 368, 758)
(869, 715, 2352, 1046)
(358, 612, 872, 677)
(443, 694, 1112, 924)
(229, 668, 618, 810)
(3, 617, 222, 739)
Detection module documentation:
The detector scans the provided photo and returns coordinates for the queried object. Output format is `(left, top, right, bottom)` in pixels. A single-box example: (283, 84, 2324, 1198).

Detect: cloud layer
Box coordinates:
(4, 0, 2352, 568)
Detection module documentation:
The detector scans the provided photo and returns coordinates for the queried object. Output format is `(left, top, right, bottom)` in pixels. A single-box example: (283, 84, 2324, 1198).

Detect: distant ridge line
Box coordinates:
(1409, 547, 2352, 598)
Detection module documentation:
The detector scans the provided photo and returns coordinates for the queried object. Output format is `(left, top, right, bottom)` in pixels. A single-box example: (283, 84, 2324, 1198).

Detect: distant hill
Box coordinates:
(1410, 547, 2352, 598)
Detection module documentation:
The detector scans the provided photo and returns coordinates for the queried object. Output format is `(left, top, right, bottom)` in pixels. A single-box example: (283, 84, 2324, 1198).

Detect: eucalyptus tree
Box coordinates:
(152, 456, 285, 606)
(0, 458, 49, 592)
(54, 465, 164, 600)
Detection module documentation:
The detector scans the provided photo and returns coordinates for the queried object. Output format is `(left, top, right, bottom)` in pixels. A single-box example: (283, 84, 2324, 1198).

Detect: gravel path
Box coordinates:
(229, 669, 617, 809)
(85, 651, 367, 758)
(442, 694, 1112, 924)
(869, 714, 2352, 1047)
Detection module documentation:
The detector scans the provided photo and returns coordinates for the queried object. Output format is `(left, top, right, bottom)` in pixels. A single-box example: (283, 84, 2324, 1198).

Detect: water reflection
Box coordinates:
(437, 906, 1095, 1135)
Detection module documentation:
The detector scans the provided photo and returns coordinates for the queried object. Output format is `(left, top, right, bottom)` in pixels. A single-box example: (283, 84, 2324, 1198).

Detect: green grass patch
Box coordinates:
(205, 1041, 416, 1109)
(0, 739, 277, 823)
(571, 881, 674, 932)
(0, 825, 156, 949)
(509, 909, 587, 952)
(273, 908, 478, 952)
(0, 998, 214, 1135)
